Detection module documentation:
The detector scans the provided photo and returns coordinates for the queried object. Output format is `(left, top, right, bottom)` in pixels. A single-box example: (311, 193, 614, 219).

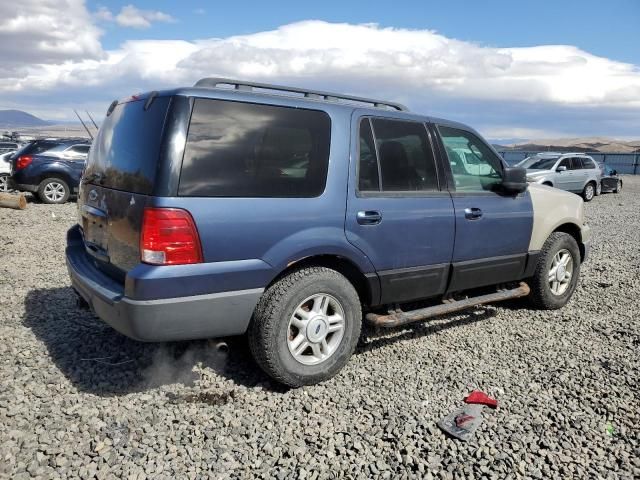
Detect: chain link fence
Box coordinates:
(499, 151, 640, 174)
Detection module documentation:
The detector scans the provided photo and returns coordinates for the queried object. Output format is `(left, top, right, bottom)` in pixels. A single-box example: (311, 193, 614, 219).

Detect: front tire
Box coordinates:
(614, 180, 622, 193)
(582, 182, 595, 202)
(248, 267, 362, 387)
(528, 232, 581, 310)
(0, 173, 9, 192)
(38, 178, 70, 204)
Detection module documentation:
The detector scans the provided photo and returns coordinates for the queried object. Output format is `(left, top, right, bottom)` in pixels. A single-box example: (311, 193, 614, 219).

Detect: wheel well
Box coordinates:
(542, 181, 553, 187)
(553, 223, 585, 261)
(269, 255, 373, 306)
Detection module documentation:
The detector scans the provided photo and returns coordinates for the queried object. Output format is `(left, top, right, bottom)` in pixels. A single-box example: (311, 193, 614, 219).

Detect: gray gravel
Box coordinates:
(1, 180, 639, 480)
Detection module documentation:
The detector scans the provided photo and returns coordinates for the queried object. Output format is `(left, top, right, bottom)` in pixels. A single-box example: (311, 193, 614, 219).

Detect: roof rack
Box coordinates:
(193, 77, 408, 112)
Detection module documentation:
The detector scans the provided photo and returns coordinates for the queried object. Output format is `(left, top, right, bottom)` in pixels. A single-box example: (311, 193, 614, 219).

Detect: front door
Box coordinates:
(433, 124, 533, 292)
(554, 157, 574, 191)
(345, 115, 455, 305)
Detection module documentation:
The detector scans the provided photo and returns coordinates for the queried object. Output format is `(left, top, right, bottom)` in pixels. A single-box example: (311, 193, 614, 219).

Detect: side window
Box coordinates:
(358, 119, 380, 191)
(437, 126, 502, 192)
(583, 158, 595, 169)
(369, 118, 438, 192)
(179, 99, 331, 197)
(558, 158, 571, 170)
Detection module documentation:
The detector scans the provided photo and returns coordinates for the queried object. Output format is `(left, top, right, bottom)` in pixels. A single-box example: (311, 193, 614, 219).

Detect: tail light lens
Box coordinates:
(140, 208, 203, 265)
(16, 155, 33, 170)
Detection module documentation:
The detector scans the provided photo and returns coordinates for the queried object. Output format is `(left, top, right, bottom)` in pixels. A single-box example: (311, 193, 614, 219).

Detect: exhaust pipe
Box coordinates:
(366, 282, 530, 328)
(215, 341, 229, 353)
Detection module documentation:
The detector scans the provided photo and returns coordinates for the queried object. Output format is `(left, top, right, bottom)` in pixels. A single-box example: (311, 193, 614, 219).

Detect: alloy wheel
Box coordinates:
(548, 249, 574, 296)
(43, 182, 66, 202)
(287, 293, 346, 365)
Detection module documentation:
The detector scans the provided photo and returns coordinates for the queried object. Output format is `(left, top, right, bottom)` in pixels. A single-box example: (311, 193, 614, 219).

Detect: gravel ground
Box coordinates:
(1, 179, 638, 480)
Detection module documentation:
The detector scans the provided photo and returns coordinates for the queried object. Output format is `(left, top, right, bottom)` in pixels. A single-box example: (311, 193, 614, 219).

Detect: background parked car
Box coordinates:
(10, 139, 90, 203)
(0, 150, 14, 192)
(598, 163, 623, 193)
(0, 142, 20, 154)
(524, 153, 601, 201)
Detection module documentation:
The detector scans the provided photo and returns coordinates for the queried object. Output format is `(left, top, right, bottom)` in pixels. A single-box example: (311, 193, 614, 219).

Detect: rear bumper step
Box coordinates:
(365, 282, 530, 328)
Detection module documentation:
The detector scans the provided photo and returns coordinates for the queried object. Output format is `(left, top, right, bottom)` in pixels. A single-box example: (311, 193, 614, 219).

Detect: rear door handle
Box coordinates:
(357, 210, 382, 225)
(464, 207, 483, 220)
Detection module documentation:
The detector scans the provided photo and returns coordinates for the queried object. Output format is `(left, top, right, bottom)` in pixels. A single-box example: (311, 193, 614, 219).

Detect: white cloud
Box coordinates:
(114, 5, 175, 29)
(0, 0, 103, 68)
(1, 18, 639, 137)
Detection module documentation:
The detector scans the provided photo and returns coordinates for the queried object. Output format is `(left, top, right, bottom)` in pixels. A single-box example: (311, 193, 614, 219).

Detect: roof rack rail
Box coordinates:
(193, 77, 408, 112)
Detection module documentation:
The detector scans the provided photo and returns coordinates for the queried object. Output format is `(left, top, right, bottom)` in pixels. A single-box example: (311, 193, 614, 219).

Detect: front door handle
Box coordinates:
(464, 207, 483, 220)
(357, 210, 382, 225)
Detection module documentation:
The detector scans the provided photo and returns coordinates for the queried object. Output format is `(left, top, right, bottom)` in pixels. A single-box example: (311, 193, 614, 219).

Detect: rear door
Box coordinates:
(345, 115, 455, 304)
(433, 124, 533, 292)
(80, 96, 171, 279)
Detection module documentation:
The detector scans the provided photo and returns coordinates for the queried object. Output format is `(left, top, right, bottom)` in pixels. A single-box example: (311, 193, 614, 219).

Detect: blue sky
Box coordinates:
(1, 1, 639, 140)
(92, 0, 640, 64)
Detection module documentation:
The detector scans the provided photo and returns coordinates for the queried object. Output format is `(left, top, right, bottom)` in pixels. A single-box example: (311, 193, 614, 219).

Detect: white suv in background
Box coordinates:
(521, 153, 601, 201)
(0, 150, 14, 192)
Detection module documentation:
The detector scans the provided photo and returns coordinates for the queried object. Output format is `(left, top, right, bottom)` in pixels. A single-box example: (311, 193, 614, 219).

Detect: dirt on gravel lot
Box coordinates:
(1, 179, 638, 480)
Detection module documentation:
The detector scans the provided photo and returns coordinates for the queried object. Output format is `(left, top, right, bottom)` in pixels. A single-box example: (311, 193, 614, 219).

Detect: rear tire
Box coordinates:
(38, 178, 70, 204)
(528, 232, 580, 310)
(248, 267, 361, 387)
(582, 182, 595, 202)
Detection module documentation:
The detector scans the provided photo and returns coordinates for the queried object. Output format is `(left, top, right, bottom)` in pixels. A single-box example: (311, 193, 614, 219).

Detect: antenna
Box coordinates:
(74, 109, 94, 140)
(85, 111, 99, 130)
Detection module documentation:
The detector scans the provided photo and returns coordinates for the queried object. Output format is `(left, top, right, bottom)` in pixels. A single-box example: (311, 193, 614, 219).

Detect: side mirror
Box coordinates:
(502, 166, 528, 194)
(556, 166, 567, 172)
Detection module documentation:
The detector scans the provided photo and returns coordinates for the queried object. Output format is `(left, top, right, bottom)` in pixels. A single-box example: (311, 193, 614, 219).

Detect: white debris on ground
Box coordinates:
(0, 178, 638, 479)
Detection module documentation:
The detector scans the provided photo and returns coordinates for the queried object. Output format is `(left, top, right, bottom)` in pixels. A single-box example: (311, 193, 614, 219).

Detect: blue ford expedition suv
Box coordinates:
(66, 79, 590, 386)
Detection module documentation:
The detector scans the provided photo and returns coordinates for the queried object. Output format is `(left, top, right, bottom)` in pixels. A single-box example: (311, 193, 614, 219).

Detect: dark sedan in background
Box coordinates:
(598, 164, 623, 194)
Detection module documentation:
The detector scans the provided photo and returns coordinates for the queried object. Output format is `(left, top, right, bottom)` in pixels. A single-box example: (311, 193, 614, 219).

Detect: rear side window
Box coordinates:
(579, 158, 596, 169)
(85, 97, 170, 194)
(179, 99, 331, 197)
(358, 117, 438, 193)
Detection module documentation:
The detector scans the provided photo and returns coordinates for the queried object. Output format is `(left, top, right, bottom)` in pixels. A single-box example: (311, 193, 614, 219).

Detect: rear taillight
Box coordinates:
(16, 155, 33, 170)
(140, 208, 203, 265)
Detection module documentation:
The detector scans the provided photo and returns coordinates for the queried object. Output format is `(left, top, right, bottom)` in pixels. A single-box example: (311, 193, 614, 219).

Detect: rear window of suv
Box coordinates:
(84, 97, 170, 195)
(179, 98, 331, 197)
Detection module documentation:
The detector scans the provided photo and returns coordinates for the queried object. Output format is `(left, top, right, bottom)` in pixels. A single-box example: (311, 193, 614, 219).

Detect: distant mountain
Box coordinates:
(0, 110, 51, 128)
(502, 137, 640, 154)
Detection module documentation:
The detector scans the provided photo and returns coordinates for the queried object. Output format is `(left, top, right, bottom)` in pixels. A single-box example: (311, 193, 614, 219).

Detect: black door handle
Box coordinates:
(357, 210, 382, 225)
(464, 207, 483, 220)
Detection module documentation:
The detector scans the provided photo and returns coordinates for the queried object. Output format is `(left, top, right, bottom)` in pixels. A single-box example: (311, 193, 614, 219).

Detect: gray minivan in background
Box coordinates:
(519, 153, 601, 201)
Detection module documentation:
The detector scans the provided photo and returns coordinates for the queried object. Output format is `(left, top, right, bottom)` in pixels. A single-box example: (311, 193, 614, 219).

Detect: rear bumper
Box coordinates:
(65, 226, 263, 342)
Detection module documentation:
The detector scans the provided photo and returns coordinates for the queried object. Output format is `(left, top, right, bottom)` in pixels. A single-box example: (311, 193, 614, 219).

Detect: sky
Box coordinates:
(1, 0, 639, 141)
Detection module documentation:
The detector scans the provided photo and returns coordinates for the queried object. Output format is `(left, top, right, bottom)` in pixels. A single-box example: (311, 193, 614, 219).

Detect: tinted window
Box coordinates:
(529, 157, 560, 169)
(13, 140, 59, 158)
(368, 118, 438, 192)
(85, 97, 169, 194)
(179, 99, 331, 197)
(438, 126, 502, 192)
(70, 145, 90, 153)
(556, 158, 571, 170)
(358, 119, 380, 191)
(580, 158, 596, 169)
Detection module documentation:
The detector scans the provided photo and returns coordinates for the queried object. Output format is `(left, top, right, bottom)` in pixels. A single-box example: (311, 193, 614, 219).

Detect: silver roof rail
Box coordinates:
(193, 77, 409, 112)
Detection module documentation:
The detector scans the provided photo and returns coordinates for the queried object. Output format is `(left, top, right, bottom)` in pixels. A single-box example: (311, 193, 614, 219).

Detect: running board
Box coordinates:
(365, 282, 530, 328)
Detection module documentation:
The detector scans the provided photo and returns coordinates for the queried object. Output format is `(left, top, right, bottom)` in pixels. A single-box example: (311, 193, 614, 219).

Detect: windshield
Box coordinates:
(528, 157, 560, 170)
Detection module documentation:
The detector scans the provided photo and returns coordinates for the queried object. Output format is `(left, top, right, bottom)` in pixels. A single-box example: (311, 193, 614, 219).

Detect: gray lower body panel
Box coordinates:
(66, 242, 263, 342)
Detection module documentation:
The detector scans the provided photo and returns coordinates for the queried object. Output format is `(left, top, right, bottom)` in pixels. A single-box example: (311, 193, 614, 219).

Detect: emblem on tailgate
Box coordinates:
(88, 189, 98, 202)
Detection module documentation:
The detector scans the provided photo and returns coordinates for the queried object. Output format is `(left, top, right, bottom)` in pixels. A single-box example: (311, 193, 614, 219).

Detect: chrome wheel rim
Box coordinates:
(44, 182, 65, 202)
(0, 175, 8, 192)
(287, 293, 345, 365)
(548, 249, 574, 296)
(585, 184, 594, 200)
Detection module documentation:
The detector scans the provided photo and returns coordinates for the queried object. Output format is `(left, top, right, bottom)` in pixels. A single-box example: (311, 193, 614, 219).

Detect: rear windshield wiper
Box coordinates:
(82, 172, 104, 185)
